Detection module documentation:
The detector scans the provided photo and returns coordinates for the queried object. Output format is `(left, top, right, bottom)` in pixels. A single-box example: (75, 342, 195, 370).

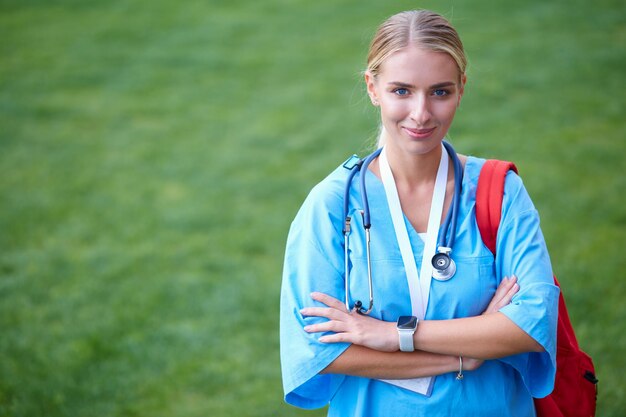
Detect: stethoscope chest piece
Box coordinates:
(431, 247, 456, 281)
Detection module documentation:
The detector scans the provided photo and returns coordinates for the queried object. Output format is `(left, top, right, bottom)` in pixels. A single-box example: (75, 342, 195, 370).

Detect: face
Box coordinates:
(365, 46, 466, 157)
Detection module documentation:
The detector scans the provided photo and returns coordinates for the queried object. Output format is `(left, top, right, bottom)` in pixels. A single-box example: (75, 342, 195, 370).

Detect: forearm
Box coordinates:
(414, 312, 544, 359)
(303, 282, 543, 364)
(321, 344, 460, 379)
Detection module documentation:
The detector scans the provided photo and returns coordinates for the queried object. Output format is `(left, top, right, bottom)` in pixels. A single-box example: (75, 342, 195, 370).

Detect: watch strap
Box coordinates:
(398, 329, 415, 352)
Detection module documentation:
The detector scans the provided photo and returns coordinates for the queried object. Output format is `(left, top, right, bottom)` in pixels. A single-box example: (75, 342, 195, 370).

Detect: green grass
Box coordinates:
(1, 0, 624, 415)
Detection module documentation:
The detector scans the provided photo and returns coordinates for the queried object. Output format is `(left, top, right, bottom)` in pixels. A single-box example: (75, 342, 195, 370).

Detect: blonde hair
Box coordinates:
(366, 10, 467, 147)
(367, 10, 467, 78)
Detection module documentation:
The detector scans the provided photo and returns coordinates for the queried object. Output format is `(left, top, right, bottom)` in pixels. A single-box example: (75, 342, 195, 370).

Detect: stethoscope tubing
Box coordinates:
(440, 141, 463, 251)
(359, 148, 383, 229)
(342, 141, 463, 314)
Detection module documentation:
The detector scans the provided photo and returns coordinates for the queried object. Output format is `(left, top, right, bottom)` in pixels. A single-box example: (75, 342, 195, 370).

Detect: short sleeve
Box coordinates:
(495, 171, 559, 398)
(279, 177, 351, 409)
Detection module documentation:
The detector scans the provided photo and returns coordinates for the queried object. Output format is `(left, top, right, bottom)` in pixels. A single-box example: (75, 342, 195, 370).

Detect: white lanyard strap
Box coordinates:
(379, 144, 448, 319)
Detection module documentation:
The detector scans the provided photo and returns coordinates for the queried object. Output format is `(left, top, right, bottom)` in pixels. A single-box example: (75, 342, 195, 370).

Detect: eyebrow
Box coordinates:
(388, 81, 457, 89)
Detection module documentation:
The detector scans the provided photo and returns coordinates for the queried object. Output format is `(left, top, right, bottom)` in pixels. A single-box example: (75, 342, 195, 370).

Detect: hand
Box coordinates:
(482, 276, 519, 315)
(300, 292, 398, 352)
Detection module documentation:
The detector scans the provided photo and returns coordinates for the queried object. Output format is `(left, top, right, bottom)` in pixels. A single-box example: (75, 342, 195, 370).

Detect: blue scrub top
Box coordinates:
(280, 156, 559, 417)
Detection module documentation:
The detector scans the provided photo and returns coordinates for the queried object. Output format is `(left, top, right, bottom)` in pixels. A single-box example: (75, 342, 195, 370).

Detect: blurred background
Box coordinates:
(1, 0, 624, 415)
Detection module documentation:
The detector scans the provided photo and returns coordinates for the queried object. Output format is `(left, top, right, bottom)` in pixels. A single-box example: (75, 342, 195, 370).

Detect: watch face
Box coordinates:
(397, 316, 417, 330)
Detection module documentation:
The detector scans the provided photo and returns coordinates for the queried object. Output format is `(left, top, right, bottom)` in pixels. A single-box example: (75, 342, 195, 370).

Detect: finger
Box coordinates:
(494, 276, 518, 301)
(493, 283, 519, 310)
(498, 276, 518, 300)
(494, 276, 515, 298)
(304, 320, 347, 334)
(488, 281, 512, 308)
(502, 281, 520, 303)
(319, 333, 351, 344)
(485, 278, 513, 310)
(310, 292, 347, 311)
(300, 306, 345, 320)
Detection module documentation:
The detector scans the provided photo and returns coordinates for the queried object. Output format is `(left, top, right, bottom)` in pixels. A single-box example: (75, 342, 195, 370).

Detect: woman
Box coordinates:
(280, 10, 559, 416)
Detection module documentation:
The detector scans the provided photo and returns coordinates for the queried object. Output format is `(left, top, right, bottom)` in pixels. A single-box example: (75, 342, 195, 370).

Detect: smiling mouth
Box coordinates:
(403, 126, 436, 139)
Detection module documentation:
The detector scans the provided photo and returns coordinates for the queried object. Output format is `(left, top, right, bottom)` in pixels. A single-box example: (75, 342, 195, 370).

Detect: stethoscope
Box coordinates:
(342, 141, 463, 314)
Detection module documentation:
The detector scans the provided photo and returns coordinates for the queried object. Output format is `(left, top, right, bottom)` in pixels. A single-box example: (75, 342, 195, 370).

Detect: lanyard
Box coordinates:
(379, 144, 449, 319)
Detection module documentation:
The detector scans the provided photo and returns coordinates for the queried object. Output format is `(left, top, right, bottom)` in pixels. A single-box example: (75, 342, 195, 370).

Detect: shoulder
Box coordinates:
(286, 158, 357, 254)
(465, 155, 536, 222)
(305, 160, 353, 209)
(292, 157, 355, 228)
(463, 155, 525, 194)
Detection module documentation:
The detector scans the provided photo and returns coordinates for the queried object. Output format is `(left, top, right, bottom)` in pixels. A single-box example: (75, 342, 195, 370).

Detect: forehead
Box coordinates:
(378, 46, 460, 85)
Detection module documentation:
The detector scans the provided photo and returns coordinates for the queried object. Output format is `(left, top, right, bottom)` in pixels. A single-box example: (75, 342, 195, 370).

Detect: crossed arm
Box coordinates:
(300, 276, 543, 380)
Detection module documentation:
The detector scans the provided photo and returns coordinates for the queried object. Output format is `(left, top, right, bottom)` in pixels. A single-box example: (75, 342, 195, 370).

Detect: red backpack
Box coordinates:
(476, 160, 598, 417)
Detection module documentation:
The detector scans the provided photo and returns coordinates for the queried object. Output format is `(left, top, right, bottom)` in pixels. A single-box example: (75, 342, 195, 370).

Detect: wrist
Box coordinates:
(389, 321, 401, 351)
(396, 316, 419, 352)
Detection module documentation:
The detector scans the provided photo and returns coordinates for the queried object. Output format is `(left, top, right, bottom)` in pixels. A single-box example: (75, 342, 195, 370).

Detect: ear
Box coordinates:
(364, 71, 380, 106)
(457, 74, 467, 107)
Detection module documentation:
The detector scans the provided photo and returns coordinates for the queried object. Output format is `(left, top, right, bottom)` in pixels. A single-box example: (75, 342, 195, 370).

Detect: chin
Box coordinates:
(397, 135, 444, 156)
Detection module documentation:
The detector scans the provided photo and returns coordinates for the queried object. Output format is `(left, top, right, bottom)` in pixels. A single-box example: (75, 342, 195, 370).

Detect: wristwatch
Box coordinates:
(397, 315, 419, 352)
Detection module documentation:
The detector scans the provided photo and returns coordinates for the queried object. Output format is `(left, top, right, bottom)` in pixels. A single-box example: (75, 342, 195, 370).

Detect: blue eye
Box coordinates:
(433, 89, 449, 97)
(394, 88, 409, 96)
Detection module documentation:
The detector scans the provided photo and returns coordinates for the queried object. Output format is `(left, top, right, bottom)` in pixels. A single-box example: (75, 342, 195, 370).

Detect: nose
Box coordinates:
(409, 94, 432, 126)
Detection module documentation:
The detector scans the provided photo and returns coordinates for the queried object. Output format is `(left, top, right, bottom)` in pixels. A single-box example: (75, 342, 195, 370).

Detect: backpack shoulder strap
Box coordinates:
(477, 159, 598, 416)
(475, 159, 518, 254)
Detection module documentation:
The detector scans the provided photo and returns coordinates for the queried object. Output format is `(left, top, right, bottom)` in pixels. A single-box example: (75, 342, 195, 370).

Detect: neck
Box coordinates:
(383, 142, 443, 188)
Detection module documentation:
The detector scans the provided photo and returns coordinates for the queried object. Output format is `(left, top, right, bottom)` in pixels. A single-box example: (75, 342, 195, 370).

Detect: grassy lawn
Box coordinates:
(0, 0, 623, 415)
